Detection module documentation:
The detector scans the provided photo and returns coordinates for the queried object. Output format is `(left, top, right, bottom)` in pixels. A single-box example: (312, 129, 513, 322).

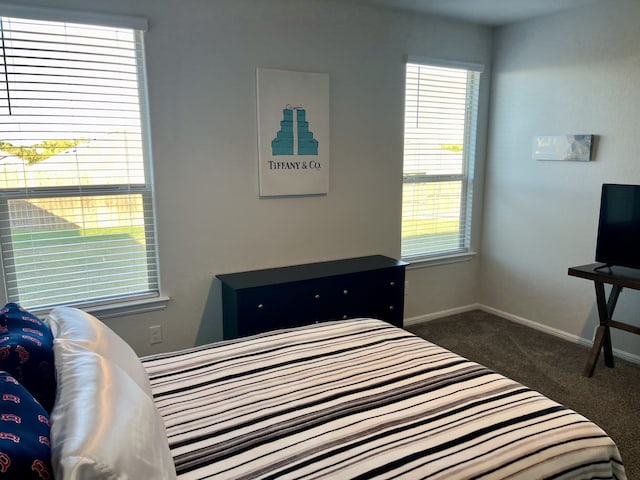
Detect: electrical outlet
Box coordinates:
(149, 325, 163, 345)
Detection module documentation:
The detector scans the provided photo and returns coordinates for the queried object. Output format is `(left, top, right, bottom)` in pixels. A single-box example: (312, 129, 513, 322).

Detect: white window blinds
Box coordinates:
(401, 59, 481, 260)
(0, 13, 159, 311)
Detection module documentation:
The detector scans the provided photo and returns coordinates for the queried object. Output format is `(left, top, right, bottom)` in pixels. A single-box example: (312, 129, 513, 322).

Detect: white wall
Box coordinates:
(16, 0, 492, 354)
(483, 0, 640, 360)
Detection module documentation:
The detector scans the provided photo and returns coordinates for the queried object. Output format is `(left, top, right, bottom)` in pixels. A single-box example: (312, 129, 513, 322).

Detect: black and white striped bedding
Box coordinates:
(142, 319, 626, 479)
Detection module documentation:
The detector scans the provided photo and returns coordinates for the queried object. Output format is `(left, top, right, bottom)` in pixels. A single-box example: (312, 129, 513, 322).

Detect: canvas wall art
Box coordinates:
(532, 135, 594, 161)
(256, 68, 330, 196)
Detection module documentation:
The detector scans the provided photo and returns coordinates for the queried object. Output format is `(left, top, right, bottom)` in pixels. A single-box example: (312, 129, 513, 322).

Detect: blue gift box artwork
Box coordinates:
(271, 107, 319, 156)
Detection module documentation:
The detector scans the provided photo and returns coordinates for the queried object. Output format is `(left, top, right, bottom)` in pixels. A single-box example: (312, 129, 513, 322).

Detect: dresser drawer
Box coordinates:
(319, 268, 404, 324)
(233, 283, 324, 337)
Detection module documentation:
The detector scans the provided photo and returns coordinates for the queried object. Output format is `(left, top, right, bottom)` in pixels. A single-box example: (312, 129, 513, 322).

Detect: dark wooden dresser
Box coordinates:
(216, 255, 407, 339)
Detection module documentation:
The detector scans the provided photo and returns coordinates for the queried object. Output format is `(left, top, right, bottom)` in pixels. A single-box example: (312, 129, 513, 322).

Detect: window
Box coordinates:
(0, 9, 160, 312)
(401, 58, 482, 261)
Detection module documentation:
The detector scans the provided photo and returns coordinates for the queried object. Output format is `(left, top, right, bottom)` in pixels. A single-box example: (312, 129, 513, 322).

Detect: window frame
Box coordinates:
(0, 5, 167, 317)
(401, 56, 483, 265)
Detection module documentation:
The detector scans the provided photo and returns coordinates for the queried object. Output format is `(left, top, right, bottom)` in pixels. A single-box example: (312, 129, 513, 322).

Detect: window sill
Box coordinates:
(404, 251, 477, 269)
(84, 296, 171, 319)
(35, 295, 170, 320)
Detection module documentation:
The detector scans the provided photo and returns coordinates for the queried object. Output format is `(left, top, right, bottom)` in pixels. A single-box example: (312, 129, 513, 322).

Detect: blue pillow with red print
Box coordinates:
(0, 304, 56, 413)
(0, 371, 52, 479)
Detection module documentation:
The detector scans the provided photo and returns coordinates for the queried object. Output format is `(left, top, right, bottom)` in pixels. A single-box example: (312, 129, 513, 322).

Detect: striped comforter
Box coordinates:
(142, 319, 626, 480)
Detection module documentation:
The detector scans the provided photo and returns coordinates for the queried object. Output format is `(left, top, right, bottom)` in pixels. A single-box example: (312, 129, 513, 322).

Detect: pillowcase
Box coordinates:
(50, 341, 176, 480)
(46, 306, 153, 398)
(0, 303, 50, 332)
(0, 371, 53, 479)
(0, 303, 56, 413)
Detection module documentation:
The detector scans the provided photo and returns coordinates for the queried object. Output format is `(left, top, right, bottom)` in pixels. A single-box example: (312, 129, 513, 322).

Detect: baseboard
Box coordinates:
(478, 304, 592, 346)
(405, 303, 640, 366)
(403, 303, 483, 326)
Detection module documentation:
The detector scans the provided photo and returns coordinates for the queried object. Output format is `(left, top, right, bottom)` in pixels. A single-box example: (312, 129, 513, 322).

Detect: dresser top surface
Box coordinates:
(216, 255, 407, 290)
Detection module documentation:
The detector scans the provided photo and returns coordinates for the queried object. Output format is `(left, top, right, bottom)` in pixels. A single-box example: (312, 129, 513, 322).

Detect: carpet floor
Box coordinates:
(406, 309, 640, 480)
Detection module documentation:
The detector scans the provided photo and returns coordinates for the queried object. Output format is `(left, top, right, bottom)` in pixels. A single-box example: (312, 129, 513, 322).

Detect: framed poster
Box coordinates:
(256, 68, 329, 196)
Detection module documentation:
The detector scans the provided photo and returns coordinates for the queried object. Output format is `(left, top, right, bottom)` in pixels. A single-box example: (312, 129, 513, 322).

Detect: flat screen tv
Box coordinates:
(595, 183, 640, 270)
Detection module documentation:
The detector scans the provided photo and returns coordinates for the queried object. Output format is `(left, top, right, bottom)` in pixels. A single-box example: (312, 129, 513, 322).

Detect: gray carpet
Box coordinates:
(406, 309, 640, 480)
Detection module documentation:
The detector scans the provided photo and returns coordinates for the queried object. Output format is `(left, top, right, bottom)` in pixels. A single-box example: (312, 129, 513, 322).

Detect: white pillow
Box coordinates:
(47, 307, 153, 397)
(50, 340, 177, 480)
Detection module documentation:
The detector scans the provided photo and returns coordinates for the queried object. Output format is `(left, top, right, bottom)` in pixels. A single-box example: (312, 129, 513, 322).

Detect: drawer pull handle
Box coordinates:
(314, 294, 320, 300)
(343, 289, 348, 295)
(342, 315, 348, 319)
(389, 305, 394, 310)
(257, 304, 264, 309)
(390, 281, 395, 286)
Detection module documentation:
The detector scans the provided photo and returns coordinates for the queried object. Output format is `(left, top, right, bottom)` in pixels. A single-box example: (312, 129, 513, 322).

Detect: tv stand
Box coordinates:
(568, 263, 640, 377)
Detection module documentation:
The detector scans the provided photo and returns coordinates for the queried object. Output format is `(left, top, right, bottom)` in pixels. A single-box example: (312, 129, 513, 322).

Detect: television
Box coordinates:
(595, 183, 640, 270)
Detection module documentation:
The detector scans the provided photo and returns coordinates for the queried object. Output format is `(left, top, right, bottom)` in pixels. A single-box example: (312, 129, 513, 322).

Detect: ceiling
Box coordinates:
(353, 0, 604, 27)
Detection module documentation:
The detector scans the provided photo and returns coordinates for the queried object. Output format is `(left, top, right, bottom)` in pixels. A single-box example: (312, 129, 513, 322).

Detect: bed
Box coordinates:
(2, 305, 627, 479)
(142, 318, 627, 480)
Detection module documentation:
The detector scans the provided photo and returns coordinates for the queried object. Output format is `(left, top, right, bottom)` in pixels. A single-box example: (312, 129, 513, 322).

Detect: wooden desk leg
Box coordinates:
(583, 325, 605, 377)
(584, 282, 622, 376)
(604, 285, 622, 367)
